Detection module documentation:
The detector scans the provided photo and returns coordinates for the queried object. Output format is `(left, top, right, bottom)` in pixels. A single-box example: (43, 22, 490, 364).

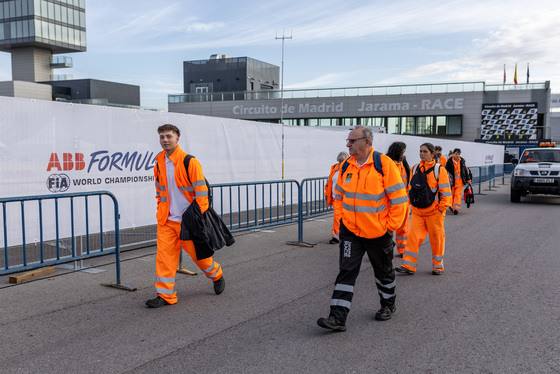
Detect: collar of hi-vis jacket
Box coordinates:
(157, 145, 185, 166)
(419, 159, 436, 172)
(348, 147, 374, 168)
(155, 146, 189, 201)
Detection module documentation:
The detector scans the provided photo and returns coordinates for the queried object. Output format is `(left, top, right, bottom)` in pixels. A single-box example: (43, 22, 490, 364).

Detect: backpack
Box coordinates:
(408, 165, 437, 208)
(408, 163, 449, 208)
(184, 154, 213, 205)
(341, 150, 384, 176)
(464, 183, 475, 208)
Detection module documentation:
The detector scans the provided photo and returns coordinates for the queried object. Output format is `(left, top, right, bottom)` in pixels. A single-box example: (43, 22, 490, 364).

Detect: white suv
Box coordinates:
(510, 144, 560, 202)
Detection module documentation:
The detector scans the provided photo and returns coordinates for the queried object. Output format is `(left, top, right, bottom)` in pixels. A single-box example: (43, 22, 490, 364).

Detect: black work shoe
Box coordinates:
(213, 276, 225, 295)
(328, 238, 339, 244)
(453, 209, 459, 215)
(432, 270, 443, 275)
(145, 296, 170, 308)
(375, 305, 396, 321)
(395, 266, 414, 275)
(317, 316, 347, 332)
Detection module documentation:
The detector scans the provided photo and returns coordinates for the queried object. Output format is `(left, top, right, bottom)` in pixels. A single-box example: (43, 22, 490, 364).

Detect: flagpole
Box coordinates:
(503, 64, 506, 87)
(527, 63, 530, 84)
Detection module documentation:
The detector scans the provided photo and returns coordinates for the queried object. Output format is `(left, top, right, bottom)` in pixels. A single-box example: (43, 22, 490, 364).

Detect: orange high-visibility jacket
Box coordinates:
(437, 155, 447, 167)
(324, 162, 341, 206)
(154, 146, 210, 225)
(394, 160, 408, 186)
(333, 148, 408, 239)
(408, 160, 452, 215)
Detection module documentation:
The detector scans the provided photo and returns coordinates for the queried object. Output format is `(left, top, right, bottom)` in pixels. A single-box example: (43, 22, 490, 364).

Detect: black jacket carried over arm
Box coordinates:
(180, 201, 235, 260)
(445, 157, 472, 185)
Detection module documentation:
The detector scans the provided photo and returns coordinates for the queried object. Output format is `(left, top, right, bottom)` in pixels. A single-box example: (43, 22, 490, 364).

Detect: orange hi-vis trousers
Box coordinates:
(451, 181, 464, 212)
(155, 220, 223, 304)
(402, 210, 445, 272)
(395, 203, 410, 255)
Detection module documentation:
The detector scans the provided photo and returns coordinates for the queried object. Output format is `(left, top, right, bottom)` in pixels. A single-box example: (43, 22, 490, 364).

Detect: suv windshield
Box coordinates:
(520, 149, 560, 163)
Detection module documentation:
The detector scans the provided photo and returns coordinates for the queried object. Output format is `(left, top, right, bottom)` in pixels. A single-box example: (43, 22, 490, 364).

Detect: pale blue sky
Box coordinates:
(1, 0, 559, 110)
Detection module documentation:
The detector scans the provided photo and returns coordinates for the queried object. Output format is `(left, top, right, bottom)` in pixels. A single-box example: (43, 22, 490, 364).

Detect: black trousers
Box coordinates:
(329, 222, 396, 323)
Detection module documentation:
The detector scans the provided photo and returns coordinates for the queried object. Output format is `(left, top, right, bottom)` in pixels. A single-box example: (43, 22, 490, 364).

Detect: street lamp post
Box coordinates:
(276, 30, 292, 182)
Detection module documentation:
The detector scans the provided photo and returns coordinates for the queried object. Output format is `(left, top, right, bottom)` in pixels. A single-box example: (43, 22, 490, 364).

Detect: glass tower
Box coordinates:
(0, 0, 86, 82)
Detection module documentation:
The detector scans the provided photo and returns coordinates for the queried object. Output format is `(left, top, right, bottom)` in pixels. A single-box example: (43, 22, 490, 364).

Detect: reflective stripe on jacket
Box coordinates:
(154, 146, 209, 225)
(333, 148, 408, 239)
(408, 160, 452, 215)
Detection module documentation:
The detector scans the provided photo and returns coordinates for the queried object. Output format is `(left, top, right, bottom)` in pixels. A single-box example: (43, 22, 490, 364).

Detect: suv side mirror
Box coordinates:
(511, 158, 518, 165)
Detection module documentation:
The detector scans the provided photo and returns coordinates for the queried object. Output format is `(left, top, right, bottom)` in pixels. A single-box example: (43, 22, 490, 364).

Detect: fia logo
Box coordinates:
(46, 174, 71, 193)
(344, 173, 353, 183)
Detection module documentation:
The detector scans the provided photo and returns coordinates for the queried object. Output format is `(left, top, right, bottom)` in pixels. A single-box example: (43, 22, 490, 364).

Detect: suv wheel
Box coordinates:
(511, 189, 521, 203)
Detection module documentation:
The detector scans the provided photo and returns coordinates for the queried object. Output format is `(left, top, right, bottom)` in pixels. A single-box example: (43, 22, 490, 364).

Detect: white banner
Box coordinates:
(551, 94, 560, 108)
(0, 96, 503, 246)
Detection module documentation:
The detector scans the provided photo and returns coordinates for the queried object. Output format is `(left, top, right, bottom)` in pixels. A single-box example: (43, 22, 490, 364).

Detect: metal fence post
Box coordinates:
(100, 192, 136, 291)
(286, 180, 315, 247)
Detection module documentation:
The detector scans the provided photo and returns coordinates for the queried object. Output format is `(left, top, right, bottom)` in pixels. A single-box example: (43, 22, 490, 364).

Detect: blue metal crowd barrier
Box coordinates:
(3, 163, 514, 276)
(286, 177, 332, 247)
(469, 164, 511, 195)
(208, 164, 514, 247)
(0, 191, 135, 291)
(210, 179, 301, 232)
(208, 177, 332, 248)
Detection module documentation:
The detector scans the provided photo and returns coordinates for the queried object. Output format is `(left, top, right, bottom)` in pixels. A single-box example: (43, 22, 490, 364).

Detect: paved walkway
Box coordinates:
(1, 182, 559, 373)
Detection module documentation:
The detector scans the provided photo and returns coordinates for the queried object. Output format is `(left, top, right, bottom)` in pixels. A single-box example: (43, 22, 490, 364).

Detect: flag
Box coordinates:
(514, 63, 518, 84)
(503, 64, 506, 84)
(527, 63, 530, 84)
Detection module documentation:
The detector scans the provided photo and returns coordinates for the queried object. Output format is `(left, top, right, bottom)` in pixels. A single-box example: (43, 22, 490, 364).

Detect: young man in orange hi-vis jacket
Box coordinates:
(395, 143, 452, 276)
(145, 124, 224, 308)
(324, 151, 349, 244)
(445, 148, 472, 215)
(317, 126, 408, 332)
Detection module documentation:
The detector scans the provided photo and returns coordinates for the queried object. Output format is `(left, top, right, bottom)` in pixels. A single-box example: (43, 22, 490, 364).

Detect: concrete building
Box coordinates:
(184, 54, 279, 96)
(170, 55, 554, 159)
(169, 79, 552, 143)
(0, 0, 140, 107)
(47, 78, 140, 107)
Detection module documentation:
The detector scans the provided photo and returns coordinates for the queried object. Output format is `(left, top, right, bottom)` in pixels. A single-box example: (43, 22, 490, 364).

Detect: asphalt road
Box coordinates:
(1, 180, 559, 374)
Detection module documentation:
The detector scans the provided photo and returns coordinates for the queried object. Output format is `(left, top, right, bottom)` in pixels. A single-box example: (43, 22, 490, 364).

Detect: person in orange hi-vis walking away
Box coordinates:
(434, 145, 447, 167)
(395, 143, 452, 276)
(445, 148, 472, 215)
(317, 126, 408, 332)
(146, 124, 224, 308)
(386, 142, 410, 258)
(324, 151, 349, 244)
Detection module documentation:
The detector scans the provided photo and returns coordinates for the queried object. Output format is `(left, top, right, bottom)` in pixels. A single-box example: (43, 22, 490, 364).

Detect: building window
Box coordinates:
(383, 115, 462, 136)
(417, 116, 432, 135)
(446, 115, 462, 135)
(387, 117, 400, 134)
(403, 116, 415, 134)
